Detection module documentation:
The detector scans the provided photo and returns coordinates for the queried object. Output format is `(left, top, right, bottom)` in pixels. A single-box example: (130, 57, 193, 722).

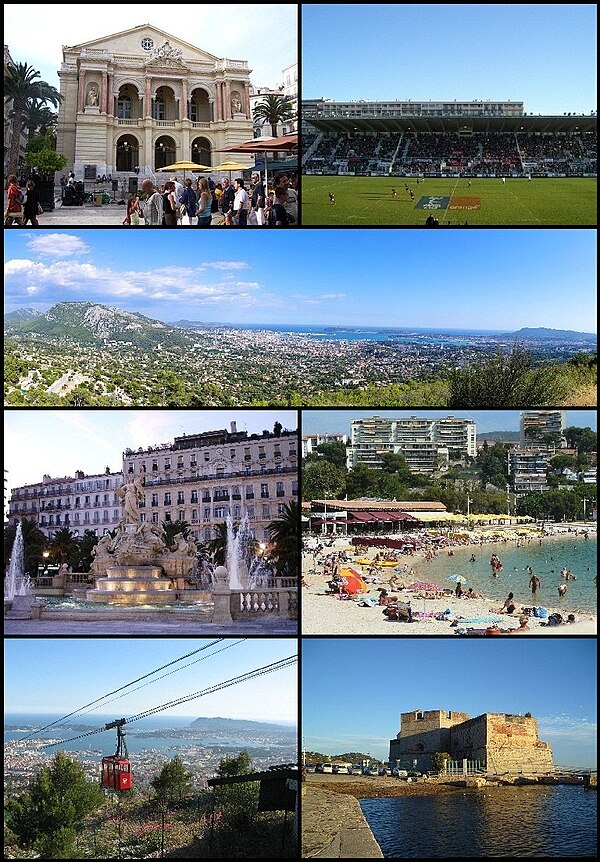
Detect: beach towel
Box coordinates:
(452, 616, 504, 624)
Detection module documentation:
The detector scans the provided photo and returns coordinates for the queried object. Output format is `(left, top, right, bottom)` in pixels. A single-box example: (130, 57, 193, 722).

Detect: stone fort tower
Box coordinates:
(389, 708, 554, 775)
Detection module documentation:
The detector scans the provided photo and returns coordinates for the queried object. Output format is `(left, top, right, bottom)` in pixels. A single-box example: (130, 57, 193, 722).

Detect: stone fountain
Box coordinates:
(86, 474, 200, 605)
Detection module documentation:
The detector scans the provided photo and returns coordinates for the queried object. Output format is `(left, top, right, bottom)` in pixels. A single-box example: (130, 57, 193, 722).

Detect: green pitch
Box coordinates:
(301, 176, 597, 225)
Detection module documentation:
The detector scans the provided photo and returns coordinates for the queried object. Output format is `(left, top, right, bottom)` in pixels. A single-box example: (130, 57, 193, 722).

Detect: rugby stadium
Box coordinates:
(301, 99, 597, 225)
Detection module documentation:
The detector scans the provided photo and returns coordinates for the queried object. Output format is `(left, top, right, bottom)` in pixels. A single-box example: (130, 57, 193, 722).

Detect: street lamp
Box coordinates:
(582, 498, 590, 522)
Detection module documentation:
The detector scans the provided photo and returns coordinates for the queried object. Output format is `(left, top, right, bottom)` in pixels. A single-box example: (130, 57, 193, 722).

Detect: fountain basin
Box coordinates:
(87, 565, 174, 603)
(85, 590, 180, 605)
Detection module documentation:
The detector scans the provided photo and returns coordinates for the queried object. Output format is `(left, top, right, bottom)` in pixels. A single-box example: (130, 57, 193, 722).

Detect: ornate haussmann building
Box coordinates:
(8, 423, 298, 547)
(56, 24, 254, 179)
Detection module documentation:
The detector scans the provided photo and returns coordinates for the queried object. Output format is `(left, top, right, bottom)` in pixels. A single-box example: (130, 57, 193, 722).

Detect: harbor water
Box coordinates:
(360, 785, 597, 857)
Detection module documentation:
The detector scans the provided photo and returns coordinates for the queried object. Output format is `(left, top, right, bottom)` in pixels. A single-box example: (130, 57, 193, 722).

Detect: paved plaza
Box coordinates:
(32, 200, 130, 226)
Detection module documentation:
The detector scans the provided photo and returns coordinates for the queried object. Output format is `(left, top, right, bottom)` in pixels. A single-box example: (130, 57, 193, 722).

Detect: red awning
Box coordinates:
(220, 134, 298, 153)
(348, 512, 380, 522)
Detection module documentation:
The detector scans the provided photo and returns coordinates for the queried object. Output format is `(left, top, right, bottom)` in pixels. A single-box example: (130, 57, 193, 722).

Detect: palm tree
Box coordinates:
(252, 94, 294, 137)
(267, 501, 298, 576)
(20, 99, 58, 143)
(207, 522, 228, 566)
(4, 62, 61, 176)
(49, 527, 79, 566)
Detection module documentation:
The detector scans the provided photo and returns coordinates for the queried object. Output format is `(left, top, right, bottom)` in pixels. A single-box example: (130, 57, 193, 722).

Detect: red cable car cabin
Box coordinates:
(101, 756, 132, 791)
(101, 719, 132, 791)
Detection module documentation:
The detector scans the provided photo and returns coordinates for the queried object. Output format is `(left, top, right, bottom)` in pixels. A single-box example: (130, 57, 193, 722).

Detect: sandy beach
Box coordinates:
(302, 526, 597, 636)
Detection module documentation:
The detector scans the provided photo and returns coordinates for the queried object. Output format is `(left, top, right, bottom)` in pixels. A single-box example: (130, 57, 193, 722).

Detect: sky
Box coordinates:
(4, 4, 297, 91)
(301, 410, 598, 438)
(302, 638, 597, 767)
(4, 637, 298, 724)
(4, 409, 298, 497)
(302, 4, 597, 115)
(4, 229, 597, 330)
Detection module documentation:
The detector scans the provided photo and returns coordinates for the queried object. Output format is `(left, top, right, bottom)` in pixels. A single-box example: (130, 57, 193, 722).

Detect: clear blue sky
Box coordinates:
(302, 4, 597, 115)
(302, 638, 597, 767)
(4, 229, 597, 330)
(301, 410, 598, 438)
(4, 409, 298, 496)
(4, 638, 297, 724)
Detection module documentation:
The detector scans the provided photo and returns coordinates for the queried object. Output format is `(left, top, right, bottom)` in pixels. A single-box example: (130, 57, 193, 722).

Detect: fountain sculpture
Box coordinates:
(86, 474, 200, 605)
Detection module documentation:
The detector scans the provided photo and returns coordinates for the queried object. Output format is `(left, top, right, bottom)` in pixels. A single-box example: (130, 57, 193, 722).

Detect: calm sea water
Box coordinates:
(4, 713, 286, 756)
(221, 324, 504, 344)
(416, 537, 597, 613)
(360, 786, 597, 857)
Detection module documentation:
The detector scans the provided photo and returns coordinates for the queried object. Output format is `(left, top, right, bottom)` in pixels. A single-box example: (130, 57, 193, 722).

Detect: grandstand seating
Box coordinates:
(302, 129, 597, 177)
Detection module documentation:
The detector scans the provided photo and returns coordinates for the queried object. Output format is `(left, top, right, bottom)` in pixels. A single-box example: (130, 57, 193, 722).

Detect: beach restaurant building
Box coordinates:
(306, 499, 452, 534)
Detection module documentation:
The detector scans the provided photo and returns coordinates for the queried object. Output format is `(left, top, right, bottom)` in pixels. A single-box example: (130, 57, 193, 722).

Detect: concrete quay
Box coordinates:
(302, 785, 383, 858)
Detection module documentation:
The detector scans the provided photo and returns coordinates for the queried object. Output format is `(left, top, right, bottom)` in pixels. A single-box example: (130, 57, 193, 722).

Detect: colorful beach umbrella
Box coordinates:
(339, 568, 368, 595)
(446, 574, 468, 583)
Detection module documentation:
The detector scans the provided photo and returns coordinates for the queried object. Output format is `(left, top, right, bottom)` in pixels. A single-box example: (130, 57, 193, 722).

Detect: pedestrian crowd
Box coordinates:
(124, 171, 298, 227)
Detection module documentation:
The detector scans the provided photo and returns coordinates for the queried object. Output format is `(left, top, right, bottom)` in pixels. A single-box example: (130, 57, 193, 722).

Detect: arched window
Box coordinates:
(117, 95, 132, 119)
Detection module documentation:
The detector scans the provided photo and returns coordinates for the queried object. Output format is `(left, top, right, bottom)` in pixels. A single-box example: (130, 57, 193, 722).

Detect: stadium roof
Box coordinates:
(304, 115, 597, 134)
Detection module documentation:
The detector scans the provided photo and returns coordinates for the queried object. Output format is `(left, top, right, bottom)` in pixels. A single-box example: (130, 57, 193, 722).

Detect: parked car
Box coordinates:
(305, 764, 316, 773)
(333, 764, 349, 774)
(378, 767, 392, 776)
(407, 770, 422, 777)
(315, 763, 325, 773)
(350, 764, 363, 775)
(363, 766, 379, 776)
(321, 763, 333, 773)
(395, 769, 409, 778)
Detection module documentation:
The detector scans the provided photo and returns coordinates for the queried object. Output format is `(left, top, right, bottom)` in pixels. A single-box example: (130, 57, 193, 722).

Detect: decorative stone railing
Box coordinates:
(231, 587, 297, 620)
(35, 577, 54, 588)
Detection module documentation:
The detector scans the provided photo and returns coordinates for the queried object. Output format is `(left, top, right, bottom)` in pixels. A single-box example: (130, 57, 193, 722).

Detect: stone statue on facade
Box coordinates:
(231, 96, 243, 115)
(87, 86, 99, 107)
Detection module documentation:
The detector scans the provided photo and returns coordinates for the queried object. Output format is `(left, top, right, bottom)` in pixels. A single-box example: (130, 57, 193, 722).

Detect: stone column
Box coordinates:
(244, 83, 251, 119)
(182, 79, 188, 120)
(145, 78, 152, 118)
(278, 589, 289, 617)
(225, 80, 232, 119)
(78, 75, 86, 112)
(215, 83, 222, 121)
(211, 565, 233, 624)
(107, 74, 114, 116)
(102, 71, 108, 114)
(144, 123, 153, 175)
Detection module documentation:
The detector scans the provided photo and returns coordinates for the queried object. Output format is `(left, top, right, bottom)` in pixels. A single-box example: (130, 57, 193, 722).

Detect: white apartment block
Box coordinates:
(8, 469, 124, 538)
(302, 432, 347, 458)
(347, 415, 476, 474)
(122, 422, 298, 544)
(509, 449, 550, 493)
(520, 411, 566, 447)
(8, 423, 299, 545)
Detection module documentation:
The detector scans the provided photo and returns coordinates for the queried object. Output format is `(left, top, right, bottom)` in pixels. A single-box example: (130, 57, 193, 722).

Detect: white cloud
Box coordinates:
(4, 259, 266, 307)
(26, 234, 90, 257)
